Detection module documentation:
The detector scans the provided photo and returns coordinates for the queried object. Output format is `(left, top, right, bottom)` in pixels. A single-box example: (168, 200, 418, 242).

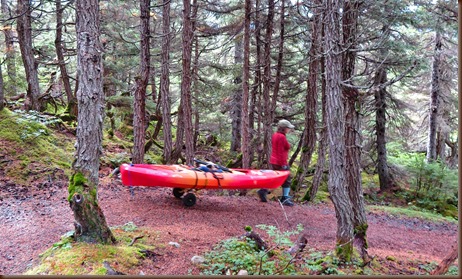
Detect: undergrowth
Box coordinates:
(24, 222, 161, 275)
(198, 225, 459, 276)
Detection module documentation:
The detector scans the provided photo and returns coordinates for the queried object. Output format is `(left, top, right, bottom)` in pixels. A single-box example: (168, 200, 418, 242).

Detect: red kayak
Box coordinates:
(119, 163, 290, 206)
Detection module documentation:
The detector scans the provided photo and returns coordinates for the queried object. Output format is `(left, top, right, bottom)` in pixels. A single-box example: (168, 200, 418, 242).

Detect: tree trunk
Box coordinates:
(192, 37, 200, 149)
(230, 37, 243, 152)
(293, 2, 320, 192)
(241, 0, 251, 169)
(426, 31, 442, 163)
(430, 241, 458, 275)
(342, 0, 369, 262)
(1, 0, 17, 96)
(55, 0, 75, 114)
(70, 0, 115, 244)
(252, 0, 263, 167)
(132, 0, 151, 165)
(16, 0, 41, 111)
(324, 0, 354, 262)
(269, 0, 285, 119)
(161, 0, 173, 164)
(374, 64, 392, 192)
(309, 25, 327, 202)
(262, 0, 275, 168)
(0, 63, 4, 111)
(181, 0, 195, 166)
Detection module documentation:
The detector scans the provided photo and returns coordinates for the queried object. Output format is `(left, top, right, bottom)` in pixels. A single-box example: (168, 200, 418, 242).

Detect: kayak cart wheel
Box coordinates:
(173, 188, 184, 199)
(182, 193, 197, 207)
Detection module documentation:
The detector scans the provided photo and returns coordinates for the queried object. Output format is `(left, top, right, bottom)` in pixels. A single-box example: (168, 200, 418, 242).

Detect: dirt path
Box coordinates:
(0, 176, 458, 275)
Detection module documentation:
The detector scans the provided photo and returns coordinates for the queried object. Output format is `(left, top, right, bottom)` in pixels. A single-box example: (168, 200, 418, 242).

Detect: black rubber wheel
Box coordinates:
(182, 193, 197, 207)
(173, 188, 184, 199)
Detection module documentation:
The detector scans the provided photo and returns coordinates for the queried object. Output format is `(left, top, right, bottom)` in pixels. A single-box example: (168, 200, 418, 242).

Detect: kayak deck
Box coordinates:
(119, 163, 289, 190)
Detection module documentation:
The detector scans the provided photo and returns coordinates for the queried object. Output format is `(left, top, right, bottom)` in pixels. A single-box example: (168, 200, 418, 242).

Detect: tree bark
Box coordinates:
(1, 0, 17, 96)
(241, 0, 251, 169)
(293, 1, 320, 193)
(324, 0, 354, 261)
(430, 241, 458, 275)
(161, 0, 173, 164)
(70, 0, 115, 244)
(262, 0, 275, 168)
(309, 24, 327, 202)
(230, 37, 243, 152)
(426, 30, 442, 163)
(252, 0, 263, 167)
(269, 0, 285, 120)
(132, 0, 151, 165)
(181, 0, 195, 166)
(0, 63, 4, 111)
(342, 0, 370, 262)
(374, 58, 392, 192)
(16, 0, 41, 111)
(55, 0, 76, 117)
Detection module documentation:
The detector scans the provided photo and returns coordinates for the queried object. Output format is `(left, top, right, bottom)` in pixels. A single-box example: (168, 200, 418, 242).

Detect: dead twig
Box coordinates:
(128, 235, 144, 246)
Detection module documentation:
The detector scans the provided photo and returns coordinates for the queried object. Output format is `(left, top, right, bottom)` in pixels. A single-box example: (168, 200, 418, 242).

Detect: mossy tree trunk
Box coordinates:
(69, 0, 115, 244)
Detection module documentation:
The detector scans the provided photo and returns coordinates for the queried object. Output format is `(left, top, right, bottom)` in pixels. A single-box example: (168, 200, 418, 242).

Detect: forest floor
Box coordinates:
(0, 164, 459, 275)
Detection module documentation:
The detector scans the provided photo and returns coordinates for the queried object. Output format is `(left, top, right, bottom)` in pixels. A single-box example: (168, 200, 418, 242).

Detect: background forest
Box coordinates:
(0, 0, 459, 275)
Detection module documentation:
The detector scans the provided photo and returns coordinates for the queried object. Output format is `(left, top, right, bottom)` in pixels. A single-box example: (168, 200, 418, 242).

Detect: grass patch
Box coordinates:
(24, 222, 162, 275)
(366, 205, 458, 224)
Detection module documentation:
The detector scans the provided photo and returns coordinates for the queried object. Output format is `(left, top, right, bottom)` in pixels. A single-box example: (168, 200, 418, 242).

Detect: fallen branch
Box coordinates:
(129, 235, 144, 246)
(288, 233, 308, 255)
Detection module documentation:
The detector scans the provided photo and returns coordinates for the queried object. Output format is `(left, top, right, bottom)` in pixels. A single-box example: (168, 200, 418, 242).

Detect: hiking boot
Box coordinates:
(279, 196, 294, 206)
(257, 189, 268, 202)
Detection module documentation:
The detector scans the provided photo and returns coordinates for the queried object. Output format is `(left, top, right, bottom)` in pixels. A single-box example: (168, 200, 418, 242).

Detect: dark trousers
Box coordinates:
(271, 164, 291, 189)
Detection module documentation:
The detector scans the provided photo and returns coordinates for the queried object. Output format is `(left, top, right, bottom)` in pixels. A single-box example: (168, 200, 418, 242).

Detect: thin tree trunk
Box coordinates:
(55, 0, 75, 114)
(132, 0, 151, 165)
(374, 63, 392, 192)
(70, 0, 115, 244)
(230, 37, 243, 152)
(426, 31, 442, 163)
(269, 0, 285, 119)
(16, 0, 41, 111)
(262, 0, 275, 168)
(161, 0, 173, 164)
(324, 0, 354, 261)
(309, 20, 327, 202)
(1, 0, 16, 96)
(252, 0, 263, 167)
(181, 0, 195, 166)
(241, 0, 251, 169)
(0, 63, 4, 111)
(192, 37, 200, 149)
(293, 2, 320, 193)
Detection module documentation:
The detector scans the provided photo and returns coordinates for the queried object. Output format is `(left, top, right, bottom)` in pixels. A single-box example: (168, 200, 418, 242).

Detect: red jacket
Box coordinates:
(269, 131, 290, 166)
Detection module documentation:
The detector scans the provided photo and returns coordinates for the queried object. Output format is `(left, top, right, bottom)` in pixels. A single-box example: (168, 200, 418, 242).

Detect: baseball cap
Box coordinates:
(277, 119, 295, 129)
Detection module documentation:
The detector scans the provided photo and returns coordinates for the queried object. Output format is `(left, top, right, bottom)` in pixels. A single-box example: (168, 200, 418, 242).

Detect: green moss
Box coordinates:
(335, 241, 353, 263)
(386, 256, 396, 261)
(353, 223, 368, 235)
(68, 172, 87, 202)
(25, 225, 160, 275)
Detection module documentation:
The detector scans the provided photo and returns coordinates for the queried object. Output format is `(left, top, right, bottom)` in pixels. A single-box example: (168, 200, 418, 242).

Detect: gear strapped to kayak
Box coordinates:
(119, 161, 290, 207)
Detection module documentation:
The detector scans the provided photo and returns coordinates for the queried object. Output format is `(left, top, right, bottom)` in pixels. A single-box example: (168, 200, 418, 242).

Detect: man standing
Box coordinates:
(258, 119, 295, 206)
